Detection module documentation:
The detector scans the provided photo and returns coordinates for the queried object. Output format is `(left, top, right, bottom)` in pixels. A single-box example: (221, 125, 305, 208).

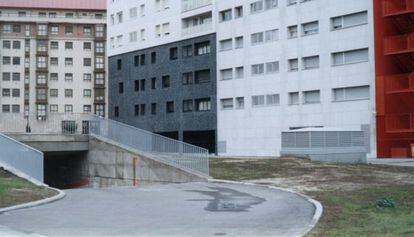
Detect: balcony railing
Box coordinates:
(386, 113, 414, 132)
(182, 22, 212, 36)
(383, 0, 414, 16)
(384, 32, 414, 55)
(182, 0, 212, 12)
(386, 73, 414, 94)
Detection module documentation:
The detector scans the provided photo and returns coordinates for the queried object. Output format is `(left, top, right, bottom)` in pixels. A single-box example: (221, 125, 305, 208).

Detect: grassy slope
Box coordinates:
(210, 158, 414, 237)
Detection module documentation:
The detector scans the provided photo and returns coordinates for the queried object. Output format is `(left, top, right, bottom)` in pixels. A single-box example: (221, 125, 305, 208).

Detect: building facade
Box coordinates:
(0, 0, 107, 120)
(108, 0, 414, 158)
(107, 0, 217, 152)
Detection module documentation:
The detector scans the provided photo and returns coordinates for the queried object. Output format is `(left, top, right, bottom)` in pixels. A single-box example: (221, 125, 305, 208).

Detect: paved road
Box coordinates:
(0, 182, 316, 237)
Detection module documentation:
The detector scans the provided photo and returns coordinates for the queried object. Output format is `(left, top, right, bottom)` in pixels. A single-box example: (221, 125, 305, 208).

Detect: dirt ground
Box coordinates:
(0, 168, 57, 208)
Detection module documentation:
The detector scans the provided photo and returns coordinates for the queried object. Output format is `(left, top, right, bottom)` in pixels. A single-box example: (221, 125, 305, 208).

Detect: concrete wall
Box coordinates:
(83, 136, 207, 187)
(7, 134, 89, 152)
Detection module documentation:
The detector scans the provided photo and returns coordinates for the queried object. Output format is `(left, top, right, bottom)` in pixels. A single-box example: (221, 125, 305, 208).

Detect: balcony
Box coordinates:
(182, 21, 212, 36)
(386, 73, 414, 94)
(383, 0, 414, 16)
(384, 32, 414, 55)
(386, 113, 414, 133)
(182, 0, 212, 12)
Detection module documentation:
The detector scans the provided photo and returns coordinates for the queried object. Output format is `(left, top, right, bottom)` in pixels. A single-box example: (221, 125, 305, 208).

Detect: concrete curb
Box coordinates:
(0, 187, 65, 214)
(209, 179, 323, 237)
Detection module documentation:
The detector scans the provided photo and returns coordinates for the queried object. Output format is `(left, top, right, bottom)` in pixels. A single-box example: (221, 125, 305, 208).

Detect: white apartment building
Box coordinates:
(216, 0, 376, 157)
(0, 1, 107, 120)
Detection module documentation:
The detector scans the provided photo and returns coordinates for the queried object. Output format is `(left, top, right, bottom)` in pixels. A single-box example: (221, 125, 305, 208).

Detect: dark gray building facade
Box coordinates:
(109, 34, 217, 153)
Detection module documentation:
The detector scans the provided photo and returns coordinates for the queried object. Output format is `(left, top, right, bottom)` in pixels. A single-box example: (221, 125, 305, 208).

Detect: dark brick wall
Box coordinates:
(108, 34, 217, 151)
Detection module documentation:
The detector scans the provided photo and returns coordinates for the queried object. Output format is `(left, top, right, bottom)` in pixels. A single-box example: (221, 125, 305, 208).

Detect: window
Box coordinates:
(263, 61, 279, 74)
(96, 25, 105, 37)
(302, 56, 319, 69)
(134, 105, 140, 116)
(2, 89, 10, 97)
(170, 47, 178, 60)
(303, 90, 320, 104)
(119, 82, 124, 94)
(117, 11, 123, 23)
(50, 57, 58, 66)
(12, 41, 21, 49)
(151, 52, 156, 64)
(235, 67, 244, 79)
(11, 105, 20, 113)
(302, 21, 319, 36)
(65, 58, 73, 66)
(163, 23, 170, 36)
(332, 48, 369, 66)
(83, 26, 92, 35)
(195, 69, 210, 83)
(220, 69, 233, 80)
(130, 7, 138, 19)
(289, 92, 299, 105)
(50, 25, 58, 35)
(50, 73, 58, 81)
(251, 1, 264, 13)
(134, 80, 140, 91)
(84, 105, 91, 113)
(11, 89, 20, 97)
(95, 73, 104, 85)
(195, 41, 210, 55)
(151, 103, 157, 115)
(266, 94, 280, 105)
(50, 89, 58, 97)
(235, 97, 244, 109)
(183, 45, 193, 57)
(130, 31, 138, 42)
(36, 74, 47, 84)
(37, 24, 47, 35)
(265, 0, 278, 9)
(140, 54, 145, 65)
(251, 32, 264, 45)
(252, 95, 265, 107)
(37, 40, 47, 51)
(140, 4, 145, 17)
(220, 9, 232, 22)
(65, 13, 74, 18)
(288, 25, 298, 39)
(140, 104, 146, 116)
(251, 64, 264, 75)
(183, 100, 193, 112)
(134, 55, 139, 67)
(151, 77, 157, 89)
(116, 59, 121, 70)
(331, 11, 368, 30)
(235, 36, 244, 49)
(51, 41, 59, 49)
(140, 79, 146, 91)
(2, 72, 10, 81)
(195, 98, 211, 111)
(65, 42, 73, 49)
(182, 72, 193, 85)
(162, 75, 170, 88)
(3, 56, 11, 65)
(2, 24, 12, 33)
(96, 42, 104, 53)
(2, 105, 10, 112)
(96, 56, 104, 69)
(12, 73, 20, 81)
(65, 105, 73, 113)
(166, 101, 174, 113)
(265, 29, 279, 42)
(83, 89, 92, 97)
(95, 105, 105, 117)
(221, 98, 234, 110)
(84, 42, 92, 50)
(12, 57, 20, 65)
(235, 6, 243, 18)
(288, 58, 299, 71)
(37, 56, 46, 68)
(114, 106, 120, 117)
(65, 89, 73, 98)
(287, 0, 297, 5)
(140, 29, 146, 41)
(220, 39, 232, 51)
(65, 25, 73, 35)
(50, 105, 58, 113)
(83, 58, 92, 67)
(2, 40, 10, 49)
(333, 86, 370, 102)
(65, 73, 73, 81)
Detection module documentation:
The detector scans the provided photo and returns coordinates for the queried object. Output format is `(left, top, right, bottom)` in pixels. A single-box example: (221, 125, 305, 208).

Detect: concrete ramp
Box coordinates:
(84, 136, 207, 187)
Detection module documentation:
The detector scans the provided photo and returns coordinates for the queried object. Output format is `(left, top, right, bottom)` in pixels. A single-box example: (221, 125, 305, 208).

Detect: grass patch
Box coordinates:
(210, 157, 414, 237)
(0, 168, 57, 208)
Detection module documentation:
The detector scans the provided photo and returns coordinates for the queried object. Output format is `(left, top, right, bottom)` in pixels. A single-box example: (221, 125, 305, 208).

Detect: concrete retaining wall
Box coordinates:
(83, 137, 207, 187)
